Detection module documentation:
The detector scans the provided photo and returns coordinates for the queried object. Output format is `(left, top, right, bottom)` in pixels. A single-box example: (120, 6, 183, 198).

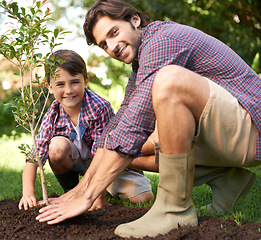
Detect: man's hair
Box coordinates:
(83, 0, 150, 45)
(45, 49, 88, 84)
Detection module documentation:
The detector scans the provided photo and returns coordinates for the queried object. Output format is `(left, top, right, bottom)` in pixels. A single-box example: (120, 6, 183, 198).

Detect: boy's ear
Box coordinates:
(131, 14, 141, 28)
(45, 82, 53, 94)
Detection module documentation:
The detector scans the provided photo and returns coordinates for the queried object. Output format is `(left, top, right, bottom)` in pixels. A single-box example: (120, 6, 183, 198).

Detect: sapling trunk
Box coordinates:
(0, 0, 68, 206)
(30, 123, 48, 205)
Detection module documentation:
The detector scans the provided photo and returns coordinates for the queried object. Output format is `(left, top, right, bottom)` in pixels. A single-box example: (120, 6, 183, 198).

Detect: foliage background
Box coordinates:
(63, 0, 261, 69)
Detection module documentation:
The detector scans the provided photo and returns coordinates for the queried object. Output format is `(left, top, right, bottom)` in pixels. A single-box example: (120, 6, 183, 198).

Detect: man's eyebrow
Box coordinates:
(97, 26, 116, 48)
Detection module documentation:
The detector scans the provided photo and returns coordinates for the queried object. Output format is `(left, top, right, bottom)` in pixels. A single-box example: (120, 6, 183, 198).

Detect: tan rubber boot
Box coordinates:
(194, 166, 256, 212)
(114, 148, 198, 238)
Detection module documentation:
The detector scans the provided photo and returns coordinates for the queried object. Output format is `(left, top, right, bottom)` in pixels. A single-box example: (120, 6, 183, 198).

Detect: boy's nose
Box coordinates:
(65, 85, 73, 93)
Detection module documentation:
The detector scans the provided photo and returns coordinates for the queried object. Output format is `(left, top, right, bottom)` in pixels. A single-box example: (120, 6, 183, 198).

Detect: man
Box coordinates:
(36, 0, 261, 238)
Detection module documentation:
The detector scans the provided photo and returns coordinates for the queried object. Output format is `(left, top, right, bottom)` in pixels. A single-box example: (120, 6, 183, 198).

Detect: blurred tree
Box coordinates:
(87, 53, 130, 110)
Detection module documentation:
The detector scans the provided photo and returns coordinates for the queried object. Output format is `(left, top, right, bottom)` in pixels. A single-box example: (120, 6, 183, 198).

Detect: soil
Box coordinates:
(1, 199, 261, 240)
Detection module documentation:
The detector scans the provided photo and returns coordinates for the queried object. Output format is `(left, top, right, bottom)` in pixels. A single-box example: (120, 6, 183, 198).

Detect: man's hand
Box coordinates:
(88, 190, 108, 211)
(35, 149, 131, 225)
(36, 195, 92, 225)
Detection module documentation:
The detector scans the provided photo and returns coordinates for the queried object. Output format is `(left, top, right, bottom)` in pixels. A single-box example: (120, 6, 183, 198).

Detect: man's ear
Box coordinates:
(85, 75, 89, 89)
(131, 14, 141, 28)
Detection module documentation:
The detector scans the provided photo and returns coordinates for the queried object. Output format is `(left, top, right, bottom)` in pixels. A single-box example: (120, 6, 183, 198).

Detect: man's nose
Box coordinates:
(107, 38, 117, 51)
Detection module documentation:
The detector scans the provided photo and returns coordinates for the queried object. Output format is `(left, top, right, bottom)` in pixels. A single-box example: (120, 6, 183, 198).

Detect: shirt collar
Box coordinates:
(54, 90, 98, 129)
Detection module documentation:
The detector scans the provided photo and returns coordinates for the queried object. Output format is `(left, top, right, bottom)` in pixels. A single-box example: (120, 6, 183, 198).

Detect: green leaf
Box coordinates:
(21, 7, 26, 15)
(251, 52, 260, 73)
(10, 2, 18, 15)
(1, 0, 7, 7)
(11, 29, 17, 35)
(53, 28, 59, 38)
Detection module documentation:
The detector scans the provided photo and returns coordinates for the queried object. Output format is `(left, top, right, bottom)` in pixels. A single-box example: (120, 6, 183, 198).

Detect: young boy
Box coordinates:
(18, 49, 153, 211)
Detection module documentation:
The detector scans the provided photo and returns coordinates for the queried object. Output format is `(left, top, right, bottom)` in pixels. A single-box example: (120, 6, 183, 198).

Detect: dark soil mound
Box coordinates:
(1, 199, 261, 239)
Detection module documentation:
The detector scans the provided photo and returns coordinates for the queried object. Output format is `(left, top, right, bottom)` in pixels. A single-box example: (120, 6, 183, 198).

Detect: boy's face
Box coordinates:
(92, 14, 142, 64)
(48, 67, 87, 113)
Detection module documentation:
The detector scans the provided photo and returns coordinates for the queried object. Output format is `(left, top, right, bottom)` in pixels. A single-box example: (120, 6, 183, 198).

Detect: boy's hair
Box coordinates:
(46, 49, 88, 84)
(83, 0, 150, 46)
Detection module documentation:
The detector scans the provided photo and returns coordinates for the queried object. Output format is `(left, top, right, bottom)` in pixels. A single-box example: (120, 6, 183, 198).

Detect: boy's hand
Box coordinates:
(18, 194, 37, 210)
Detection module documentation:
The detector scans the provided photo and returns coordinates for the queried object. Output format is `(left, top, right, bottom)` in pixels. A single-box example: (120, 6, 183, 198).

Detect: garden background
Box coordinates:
(0, 0, 261, 226)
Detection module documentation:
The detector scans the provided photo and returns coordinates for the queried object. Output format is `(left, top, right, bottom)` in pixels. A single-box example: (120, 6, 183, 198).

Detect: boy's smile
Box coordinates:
(49, 67, 87, 114)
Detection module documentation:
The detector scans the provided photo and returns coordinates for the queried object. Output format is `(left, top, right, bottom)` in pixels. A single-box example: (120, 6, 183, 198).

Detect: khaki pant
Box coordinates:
(194, 79, 260, 167)
(149, 79, 260, 167)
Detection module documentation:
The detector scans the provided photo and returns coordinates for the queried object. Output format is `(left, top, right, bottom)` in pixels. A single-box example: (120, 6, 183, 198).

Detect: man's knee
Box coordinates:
(152, 65, 195, 103)
(153, 65, 185, 92)
(152, 65, 210, 117)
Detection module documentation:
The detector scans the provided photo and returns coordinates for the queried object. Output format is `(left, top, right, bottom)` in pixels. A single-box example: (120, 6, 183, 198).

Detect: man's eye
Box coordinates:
(101, 42, 107, 49)
(112, 29, 118, 35)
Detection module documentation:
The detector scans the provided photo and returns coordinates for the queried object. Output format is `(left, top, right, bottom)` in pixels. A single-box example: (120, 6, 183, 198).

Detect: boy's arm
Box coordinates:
(18, 162, 38, 210)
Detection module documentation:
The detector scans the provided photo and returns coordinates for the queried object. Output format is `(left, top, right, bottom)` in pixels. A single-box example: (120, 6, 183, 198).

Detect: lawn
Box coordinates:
(0, 134, 260, 224)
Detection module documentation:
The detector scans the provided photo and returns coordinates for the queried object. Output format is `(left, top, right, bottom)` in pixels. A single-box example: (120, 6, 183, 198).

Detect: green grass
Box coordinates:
(0, 134, 260, 224)
(0, 134, 64, 201)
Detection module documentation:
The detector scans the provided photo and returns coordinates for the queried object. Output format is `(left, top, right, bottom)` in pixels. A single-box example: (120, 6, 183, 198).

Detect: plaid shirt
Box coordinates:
(35, 89, 114, 164)
(102, 21, 261, 160)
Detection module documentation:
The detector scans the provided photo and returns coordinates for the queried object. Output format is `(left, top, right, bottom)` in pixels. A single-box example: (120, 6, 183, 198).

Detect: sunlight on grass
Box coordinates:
(0, 134, 62, 201)
(0, 133, 54, 174)
(0, 133, 31, 171)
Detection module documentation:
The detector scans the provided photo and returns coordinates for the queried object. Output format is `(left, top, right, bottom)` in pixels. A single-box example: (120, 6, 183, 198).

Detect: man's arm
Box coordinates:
(45, 147, 105, 204)
(36, 148, 132, 225)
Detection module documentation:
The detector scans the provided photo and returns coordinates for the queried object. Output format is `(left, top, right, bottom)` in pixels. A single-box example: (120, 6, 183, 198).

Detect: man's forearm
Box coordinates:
(82, 149, 132, 204)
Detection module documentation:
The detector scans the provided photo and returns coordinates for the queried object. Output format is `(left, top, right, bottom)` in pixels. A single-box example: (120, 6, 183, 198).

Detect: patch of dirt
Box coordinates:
(1, 199, 261, 239)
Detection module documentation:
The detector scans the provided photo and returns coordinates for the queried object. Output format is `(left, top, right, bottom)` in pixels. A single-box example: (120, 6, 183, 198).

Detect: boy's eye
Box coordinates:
(72, 80, 80, 84)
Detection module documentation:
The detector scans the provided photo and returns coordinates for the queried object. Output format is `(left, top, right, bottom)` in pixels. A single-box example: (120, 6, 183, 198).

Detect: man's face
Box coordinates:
(92, 15, 142, 64)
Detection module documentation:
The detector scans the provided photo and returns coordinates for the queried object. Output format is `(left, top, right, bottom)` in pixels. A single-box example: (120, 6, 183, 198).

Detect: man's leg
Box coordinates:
(49, 136, 79, 193)
(194, 147, 256, 212)
(115, 65, 210, 238)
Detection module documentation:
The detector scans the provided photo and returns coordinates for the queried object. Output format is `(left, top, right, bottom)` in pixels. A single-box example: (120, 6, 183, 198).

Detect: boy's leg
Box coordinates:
(106, 169, 154, 203)
(49, 136, 80, 193)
